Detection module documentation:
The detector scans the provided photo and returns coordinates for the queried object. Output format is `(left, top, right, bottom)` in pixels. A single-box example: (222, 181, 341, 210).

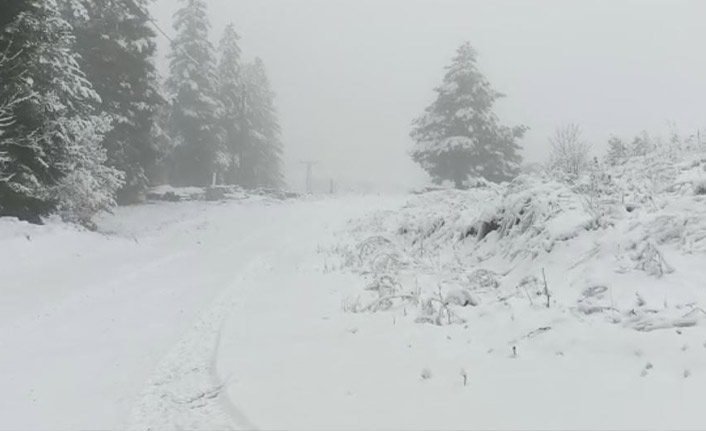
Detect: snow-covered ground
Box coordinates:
(2, 148, 706, 430)
(0, 195, 403, 430)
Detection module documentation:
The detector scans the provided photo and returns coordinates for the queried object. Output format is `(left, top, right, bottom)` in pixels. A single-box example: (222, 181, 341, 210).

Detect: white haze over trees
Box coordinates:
(151, 0, 706, 192)
(3, 1, 706, 430)
(0, 0, 285, 226)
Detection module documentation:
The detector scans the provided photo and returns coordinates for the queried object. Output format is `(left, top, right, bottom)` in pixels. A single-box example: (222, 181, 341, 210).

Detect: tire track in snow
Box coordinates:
(127, 257, 264, 430)
(128, 207, 312, 430)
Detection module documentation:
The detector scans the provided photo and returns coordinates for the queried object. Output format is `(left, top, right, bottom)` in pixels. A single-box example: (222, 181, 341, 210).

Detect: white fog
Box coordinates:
(2, 1, 706, 430)
(149, 0, 706, 191)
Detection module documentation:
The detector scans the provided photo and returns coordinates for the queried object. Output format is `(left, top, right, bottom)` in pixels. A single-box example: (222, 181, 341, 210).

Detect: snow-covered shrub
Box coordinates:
(694, 180, 706, 196)
(444, 289, 478, 307)
(604, 148, 679, 205)
(575, 285, 612, 315)
(50, 115, 124, 228)
(390, 187, 501, 256)
(547, 124, 592, 181)
(606, 136, 629, 166)
(629, 132, 654, 157)
(352, 235, 403, 272)
(365, 274, 403, 297)
(518, 275, 543, 295)
(631, 241, 674, 277)
(466, 268, 500, 290)
(340, 143, 706, 332)
(415, 292, 465, 326)
(480, 177, 597, 259)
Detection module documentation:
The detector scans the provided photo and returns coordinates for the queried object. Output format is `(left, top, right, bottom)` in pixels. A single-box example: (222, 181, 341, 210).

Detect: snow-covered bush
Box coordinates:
(340, 141, 706, 333)
(547, 124, 592, 181)
(694, 180, 706, 196)
(478, 176, 599, 259)
(606, 136, 629, 166)
(50, 115, 124, 228)
(629, 132, 654, 157)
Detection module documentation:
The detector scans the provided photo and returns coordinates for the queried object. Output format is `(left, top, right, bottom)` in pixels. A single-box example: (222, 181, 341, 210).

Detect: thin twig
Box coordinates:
(542, 268, 550, 308)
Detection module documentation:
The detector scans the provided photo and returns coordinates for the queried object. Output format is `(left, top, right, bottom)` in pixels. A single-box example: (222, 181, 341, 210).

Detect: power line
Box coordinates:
(121, 0, 199, 66)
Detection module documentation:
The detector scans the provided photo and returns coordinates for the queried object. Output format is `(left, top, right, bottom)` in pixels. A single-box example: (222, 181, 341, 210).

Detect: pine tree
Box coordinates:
(166, 0, 225, 187)
(240, 58, 284, 189)
(61, 0, 164, 203)
(0, 0, 123, 225)
(0, 52, 21, 182)
(630, 131, 652, 157)
(410, 42, 526, 188)
(606, 135, 628, 165)
(216, 23, 245, 185)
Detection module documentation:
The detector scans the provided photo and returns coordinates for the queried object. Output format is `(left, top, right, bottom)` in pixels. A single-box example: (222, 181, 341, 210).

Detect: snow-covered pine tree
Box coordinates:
(216, 23, 245, 185)
(606, 135, 628, 165)
(0, 51, 23, 174)
(240, 58, 284, 189)
(166, 0, 225, 187)
(410, 42, 526, 188)
(630, 132, 653, 157)
(61, 0, 164, 204)
(0, 0, 123, 225)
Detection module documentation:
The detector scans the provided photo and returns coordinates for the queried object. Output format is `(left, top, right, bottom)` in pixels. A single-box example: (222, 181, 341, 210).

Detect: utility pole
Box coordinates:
(300, 160, 318, 194)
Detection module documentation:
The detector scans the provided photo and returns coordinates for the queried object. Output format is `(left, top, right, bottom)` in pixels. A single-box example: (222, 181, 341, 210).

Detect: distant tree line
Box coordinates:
(0, 0, 283, 226)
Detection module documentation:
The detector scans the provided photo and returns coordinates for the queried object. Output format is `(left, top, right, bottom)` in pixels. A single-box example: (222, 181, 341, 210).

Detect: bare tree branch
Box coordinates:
(548, 123, 591, 178)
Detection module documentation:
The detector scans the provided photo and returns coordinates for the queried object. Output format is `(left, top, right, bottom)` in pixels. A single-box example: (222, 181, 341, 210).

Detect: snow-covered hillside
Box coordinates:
(319, 147, 706, 429)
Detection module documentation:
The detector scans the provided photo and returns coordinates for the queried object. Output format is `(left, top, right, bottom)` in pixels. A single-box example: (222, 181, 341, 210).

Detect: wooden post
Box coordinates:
(300, 160, 318, 194)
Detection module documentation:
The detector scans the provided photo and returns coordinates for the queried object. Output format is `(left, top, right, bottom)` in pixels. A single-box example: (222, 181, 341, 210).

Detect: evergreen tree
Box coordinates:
(606, 135, 628, 165)
(216, 23, 245, 185)
(61, 0, 164, 203)
(0, 0, 123, 224)
(240, 58, 284, 189)
(166, 0, 225, 187)
(410, 42, 526, 188)
(630, 131, 652, 157)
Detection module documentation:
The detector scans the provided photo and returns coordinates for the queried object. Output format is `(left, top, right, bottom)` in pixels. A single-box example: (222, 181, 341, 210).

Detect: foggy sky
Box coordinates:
(151, 0, 706, 191)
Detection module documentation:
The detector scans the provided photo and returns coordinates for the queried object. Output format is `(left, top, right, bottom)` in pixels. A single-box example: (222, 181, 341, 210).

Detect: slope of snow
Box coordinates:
(265, 148, 705, 430)
(211, 148, 706, 430)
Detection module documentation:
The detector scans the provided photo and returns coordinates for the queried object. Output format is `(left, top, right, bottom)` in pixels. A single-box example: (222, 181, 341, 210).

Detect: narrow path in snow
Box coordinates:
(127, 208, 309, 430)
(0, 200, 302, 429)
(0, 196, 404, 430)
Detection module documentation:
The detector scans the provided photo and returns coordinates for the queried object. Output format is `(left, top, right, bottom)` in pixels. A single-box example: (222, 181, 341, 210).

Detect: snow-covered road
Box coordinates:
(0, 196, 403, 430)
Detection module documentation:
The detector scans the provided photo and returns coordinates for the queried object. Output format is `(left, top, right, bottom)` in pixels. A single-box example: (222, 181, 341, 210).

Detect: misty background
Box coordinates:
(150, 0, 706, 192)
